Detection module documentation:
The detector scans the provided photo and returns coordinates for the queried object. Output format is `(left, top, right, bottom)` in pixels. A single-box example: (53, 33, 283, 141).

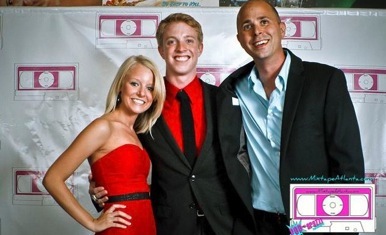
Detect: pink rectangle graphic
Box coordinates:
(281, 16, 318, 40)
(196, 67, 236, 86)
(17, 65, 76, 91)
(98, 14, 159, 39)
(292, 186, 373, 220)
(341, 68, 386, 94)
(14, 170, 49, 196)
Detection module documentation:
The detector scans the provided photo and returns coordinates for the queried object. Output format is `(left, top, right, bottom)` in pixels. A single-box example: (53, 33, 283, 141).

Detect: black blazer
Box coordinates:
(217, 49, 365, 234)
(140, 80, 255, 235)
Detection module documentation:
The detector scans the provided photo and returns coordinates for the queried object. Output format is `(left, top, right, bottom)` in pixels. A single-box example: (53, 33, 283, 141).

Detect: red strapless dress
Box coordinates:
(91, 144, 156, 235)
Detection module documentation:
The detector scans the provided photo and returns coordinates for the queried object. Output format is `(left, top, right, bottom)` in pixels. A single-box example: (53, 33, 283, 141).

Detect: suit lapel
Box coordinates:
(153, 115, 193, 168)
(193, 82, 214, 169)
(150, 82, 218, 170)
(280, 50, 306, 160)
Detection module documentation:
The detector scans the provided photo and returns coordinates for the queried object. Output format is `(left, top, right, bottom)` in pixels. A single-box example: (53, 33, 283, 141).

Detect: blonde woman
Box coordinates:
(43, 55, 165, 235)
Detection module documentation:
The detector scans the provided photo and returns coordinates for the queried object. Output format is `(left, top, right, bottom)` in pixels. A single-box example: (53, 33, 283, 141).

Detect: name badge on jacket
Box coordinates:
(232, 97, 239, 106)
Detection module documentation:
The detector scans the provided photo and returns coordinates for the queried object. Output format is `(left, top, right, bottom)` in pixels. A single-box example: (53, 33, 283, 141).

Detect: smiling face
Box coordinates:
(158, 21, 203, 83)
(119, 63, 154, 115)
(236, 0, 286, 63)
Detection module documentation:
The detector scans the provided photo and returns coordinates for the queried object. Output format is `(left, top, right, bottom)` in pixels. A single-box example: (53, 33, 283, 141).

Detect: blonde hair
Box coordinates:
(156, 13, 203, 47)
(105, 55, 165, 134)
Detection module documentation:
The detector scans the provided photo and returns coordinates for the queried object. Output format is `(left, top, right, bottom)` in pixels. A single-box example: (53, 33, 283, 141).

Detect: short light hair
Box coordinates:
(156, 13, 203, 47)
(105, 55, 166, 134)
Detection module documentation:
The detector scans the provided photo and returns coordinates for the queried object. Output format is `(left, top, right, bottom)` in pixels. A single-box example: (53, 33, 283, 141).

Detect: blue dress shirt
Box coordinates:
(235, 53, 291, 213)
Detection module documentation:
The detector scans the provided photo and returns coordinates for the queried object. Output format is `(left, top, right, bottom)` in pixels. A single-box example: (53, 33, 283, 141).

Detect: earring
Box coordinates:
(116, 93, 121, 103)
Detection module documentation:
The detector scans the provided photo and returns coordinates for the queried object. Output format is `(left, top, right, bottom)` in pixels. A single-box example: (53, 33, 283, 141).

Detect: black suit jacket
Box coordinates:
(217, 49, 365, 234)
(140, 80, 255, 235)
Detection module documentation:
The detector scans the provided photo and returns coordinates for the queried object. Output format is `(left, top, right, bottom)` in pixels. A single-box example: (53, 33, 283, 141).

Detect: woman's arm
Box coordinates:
(43, 118, 131, 232)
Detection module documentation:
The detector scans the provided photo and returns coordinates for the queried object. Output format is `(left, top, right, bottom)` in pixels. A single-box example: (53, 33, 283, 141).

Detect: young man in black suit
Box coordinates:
(90, 13, 256, 235)
(217, 1, 365, 234)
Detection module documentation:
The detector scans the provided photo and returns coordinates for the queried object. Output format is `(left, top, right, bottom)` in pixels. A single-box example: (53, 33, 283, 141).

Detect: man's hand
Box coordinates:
(89, 173, 109, 208)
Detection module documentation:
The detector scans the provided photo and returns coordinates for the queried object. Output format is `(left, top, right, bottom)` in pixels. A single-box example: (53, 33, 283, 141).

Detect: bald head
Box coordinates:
(237, 0, 281, 29)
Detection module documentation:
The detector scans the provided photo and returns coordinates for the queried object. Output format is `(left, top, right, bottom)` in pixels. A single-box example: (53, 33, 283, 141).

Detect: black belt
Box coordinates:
(107, 192, 150, 203)
(254, 209, 287, 224)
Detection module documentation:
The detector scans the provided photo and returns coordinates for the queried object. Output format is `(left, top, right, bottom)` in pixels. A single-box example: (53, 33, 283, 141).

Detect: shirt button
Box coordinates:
(190, 175, 196, 182)
(189, 202, 196, 209)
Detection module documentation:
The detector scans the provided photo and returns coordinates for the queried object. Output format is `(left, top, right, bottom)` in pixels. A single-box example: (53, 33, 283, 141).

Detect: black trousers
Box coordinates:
(254, 209, 289, 235)
(196, 215, 215, 235)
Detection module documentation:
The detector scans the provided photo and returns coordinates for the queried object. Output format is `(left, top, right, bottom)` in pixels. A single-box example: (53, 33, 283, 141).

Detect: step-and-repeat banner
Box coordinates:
(0, 6, 385, 235)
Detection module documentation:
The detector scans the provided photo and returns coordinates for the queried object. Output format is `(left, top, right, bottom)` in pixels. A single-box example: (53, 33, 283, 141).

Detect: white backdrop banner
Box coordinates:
(0, 6, 385, 235)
